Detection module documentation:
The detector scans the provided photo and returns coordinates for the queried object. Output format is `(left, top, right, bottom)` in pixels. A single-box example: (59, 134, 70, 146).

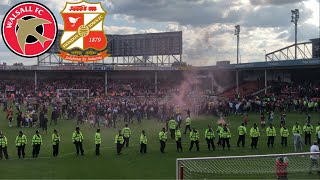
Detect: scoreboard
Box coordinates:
(48, 30, 183, 57)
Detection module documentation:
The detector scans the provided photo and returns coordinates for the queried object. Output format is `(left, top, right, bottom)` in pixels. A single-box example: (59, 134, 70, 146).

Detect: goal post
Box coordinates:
(57, 89, 90, 99)
(176, 152, 320, 180)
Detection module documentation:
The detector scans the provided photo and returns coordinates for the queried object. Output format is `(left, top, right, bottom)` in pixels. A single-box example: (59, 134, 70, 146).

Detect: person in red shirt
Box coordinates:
(276, 157, 288, 180)
(243, 114, 249, 126)
(7, 106, 13, 127)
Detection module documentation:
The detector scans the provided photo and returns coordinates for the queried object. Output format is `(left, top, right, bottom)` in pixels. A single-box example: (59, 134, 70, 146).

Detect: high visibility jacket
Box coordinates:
(316, 126, 320, 135)
(32, 134, 42, 145)
(250, 127, 260, 138)
(168, 119, 177, 130)
(280, 127, 289, 137)
(221, 128, 231, 138)
(303, 101, 307, 106)
(115, 134, 124, 144)
(185, 117, 191, 125)
(266, 127, 276, 137)
(308, 102, 313, 108)
(140, 134, 147, 144)
(292, 125, 302, 135)
(190, 131, 200, 141)
(315, 102, 319, 107)
(72, 131, 84, 143)
(205, 128, 215, 139)
(237, 125, 247, 135)
(52, 134, 60, 145)
(16, 134, 27, 146)
(175, 130, 182, 141)
(216, 126, 223, 137)
(0, 136, 8, 147)
(122, 127, 131, 138)
(95, 132, 101, 144)
(303, 125, 313, 134)
(159, 131, 167, 142)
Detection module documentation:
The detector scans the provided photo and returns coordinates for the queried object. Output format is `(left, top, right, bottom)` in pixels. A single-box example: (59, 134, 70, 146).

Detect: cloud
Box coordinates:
(58, 23, 64, 30)
(112, 14, 136, 23)
(162, 22, 312, 65)
(109, 0, 247, 26)
(103, 0, 114, 9)
(250, 0, 309, 6)
(108, 0, 314, 28)
(243, 4, 313, 28)
(288, 22, 320, 41)
(104, 25, 141, 34)
(0, 5, 10, 15)
(0, 52, 36, 65)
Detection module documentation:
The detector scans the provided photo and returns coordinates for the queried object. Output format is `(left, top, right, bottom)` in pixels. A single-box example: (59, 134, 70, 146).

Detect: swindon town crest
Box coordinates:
(59, 0, 110, 62)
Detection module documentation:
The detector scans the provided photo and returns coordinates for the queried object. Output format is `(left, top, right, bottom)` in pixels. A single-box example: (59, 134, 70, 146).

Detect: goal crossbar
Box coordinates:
(176, 152, 320, 180)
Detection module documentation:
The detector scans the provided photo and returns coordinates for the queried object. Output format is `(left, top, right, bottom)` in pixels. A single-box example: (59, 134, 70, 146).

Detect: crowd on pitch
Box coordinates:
(1, 115, 320, 159)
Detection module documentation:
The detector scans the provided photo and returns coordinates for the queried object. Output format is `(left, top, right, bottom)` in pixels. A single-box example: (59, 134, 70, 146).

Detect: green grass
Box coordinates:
(0, 106, 319, 179)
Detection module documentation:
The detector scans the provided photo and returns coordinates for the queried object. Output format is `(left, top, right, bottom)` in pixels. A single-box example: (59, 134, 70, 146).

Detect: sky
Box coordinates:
(0, 0, 319, 66)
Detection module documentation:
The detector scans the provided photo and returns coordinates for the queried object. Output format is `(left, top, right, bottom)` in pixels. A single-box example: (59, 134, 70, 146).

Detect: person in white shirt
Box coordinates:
(229, 102, 233, 113)
(309, 141, 320, 175)
(235, 103, 240, 115)
(293, 131, 303, 152)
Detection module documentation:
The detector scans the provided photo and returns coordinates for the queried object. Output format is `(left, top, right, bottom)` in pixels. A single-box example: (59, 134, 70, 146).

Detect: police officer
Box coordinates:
(72, 126, 84, 155)
(292, 122, 302, 135)
(303, 122, 313, 145)
(95, 128, 101, 155)
(140, 130, 147, 154)
(52, 129, 60, 157)
(221, 124, 231, 150)
(0, 132, 8, 160)
(115, 130, 124, 155)
(175, 127, 182, 152)
(189, 128, 200, 151)
(205, 125, 215, 151)
(159, 128, 167, 153)
(266, 123, 276, 148)
(16, 130, 27, 158)
(32, 130, 42, 158)
(315, 122, 320, 144)
(216, 123, 223, 146)
(237, 123, 247, 147)
(280, 125, 289, 147)
(250, 123, 260, 149)
(168, 117, 177, 139)
(122, 124, 131, 147)
(183, 115, 191, 134)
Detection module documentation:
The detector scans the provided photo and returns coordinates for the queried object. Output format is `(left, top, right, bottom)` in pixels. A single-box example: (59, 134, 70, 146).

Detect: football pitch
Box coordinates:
(0, 108, 319, 179)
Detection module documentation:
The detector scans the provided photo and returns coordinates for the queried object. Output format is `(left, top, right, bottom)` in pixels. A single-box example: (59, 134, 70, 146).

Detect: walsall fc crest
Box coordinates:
(59, 0, 110, 62)
(1, 1, 57, 58)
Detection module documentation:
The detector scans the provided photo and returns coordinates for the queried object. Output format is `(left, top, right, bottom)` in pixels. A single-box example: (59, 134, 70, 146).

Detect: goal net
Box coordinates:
(176, 152, 320, 180)
(57, 89, 90, 99)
